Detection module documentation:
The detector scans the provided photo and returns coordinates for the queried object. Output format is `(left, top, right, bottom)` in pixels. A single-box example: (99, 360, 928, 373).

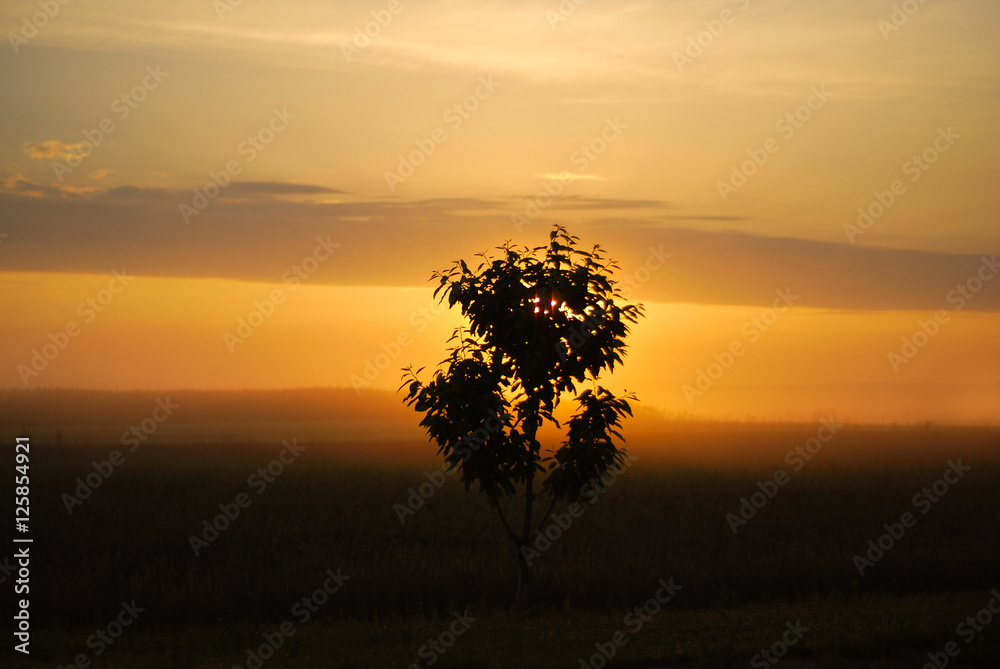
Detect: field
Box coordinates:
(4, 412, 1000, 667)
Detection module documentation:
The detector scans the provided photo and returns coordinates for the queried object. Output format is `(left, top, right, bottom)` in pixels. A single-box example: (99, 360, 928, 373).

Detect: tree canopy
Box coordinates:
(401, 225, 643, 609)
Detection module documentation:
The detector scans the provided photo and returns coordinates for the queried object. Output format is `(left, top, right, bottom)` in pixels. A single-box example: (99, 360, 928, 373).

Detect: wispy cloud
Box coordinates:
(23, 140, 87, 161)
(0, 181, 995, 312)
(534, 172, 603, 181)
(0, 173, 96, 199)
(224, 181, 345, 196)
(3, 0, 993, 99)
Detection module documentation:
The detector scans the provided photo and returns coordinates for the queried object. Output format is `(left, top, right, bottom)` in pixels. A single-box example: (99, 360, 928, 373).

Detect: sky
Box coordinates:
(1, 0, 998, 423)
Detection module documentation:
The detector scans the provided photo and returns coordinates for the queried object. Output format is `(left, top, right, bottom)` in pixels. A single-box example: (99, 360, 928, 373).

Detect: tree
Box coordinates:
(400, 225, 644, 611)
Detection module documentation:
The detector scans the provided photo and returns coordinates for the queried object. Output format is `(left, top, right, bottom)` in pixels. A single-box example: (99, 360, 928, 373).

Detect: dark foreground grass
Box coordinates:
(9, 592, 1000, 668)
(3, 426, 1000, 666)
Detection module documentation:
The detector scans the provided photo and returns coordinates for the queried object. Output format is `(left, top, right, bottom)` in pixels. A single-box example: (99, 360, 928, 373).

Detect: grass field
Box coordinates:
(4, 418, 1000, 667)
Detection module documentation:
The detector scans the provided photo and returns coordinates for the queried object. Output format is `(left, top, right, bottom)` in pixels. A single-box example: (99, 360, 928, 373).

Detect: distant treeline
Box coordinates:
(0, 387, 412, 427)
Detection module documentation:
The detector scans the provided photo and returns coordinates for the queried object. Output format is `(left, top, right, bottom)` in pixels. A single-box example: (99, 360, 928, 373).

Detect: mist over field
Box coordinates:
(4, 387, 997, 467)
(4, 388, 1000, 668)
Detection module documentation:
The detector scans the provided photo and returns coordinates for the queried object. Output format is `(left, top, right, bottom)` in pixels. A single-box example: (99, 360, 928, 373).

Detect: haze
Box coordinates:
(1, 0, 998, 423)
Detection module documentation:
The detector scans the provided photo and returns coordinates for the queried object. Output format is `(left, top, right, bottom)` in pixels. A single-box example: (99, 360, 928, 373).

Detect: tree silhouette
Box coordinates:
(401, 225, 643, 611)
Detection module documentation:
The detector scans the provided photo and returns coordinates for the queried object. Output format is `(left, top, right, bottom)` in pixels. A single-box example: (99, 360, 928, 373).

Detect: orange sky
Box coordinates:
(1, 0, 998, 423)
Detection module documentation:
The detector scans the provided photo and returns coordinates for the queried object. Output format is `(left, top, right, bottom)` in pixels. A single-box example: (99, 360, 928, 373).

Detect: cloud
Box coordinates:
(659, 216, 751, 222)
(534, 172, 603, 181)
(23, 140, 88, 161)
(224, 181, 345, 196)
(0, 174, 96, 199)
(97, 185, 175, 200)
(5, 0, 993, 102)
(87, 169, 114, 180)
(0, 182, 996, 312)
(545, 196, 668, 211)
(596, 225, 1000, 312)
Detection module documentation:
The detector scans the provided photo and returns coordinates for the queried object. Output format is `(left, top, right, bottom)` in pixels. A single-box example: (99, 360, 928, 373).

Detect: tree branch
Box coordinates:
(534, 494, 559, 536)
(522, 472, 534, 548)
(494, 500, 522, 549)
(520, 397, 541, 548)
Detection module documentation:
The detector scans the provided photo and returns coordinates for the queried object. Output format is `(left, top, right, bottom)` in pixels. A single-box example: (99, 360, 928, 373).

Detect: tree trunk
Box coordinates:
(511, 399, 540, 613)
(510, 546, 532, 613)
